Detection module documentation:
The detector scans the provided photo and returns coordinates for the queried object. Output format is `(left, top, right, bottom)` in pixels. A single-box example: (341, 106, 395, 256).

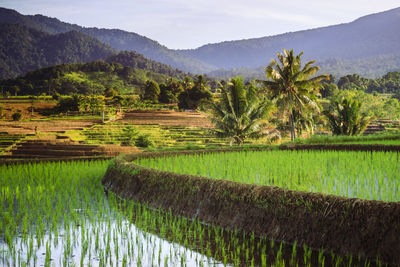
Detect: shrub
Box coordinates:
(135, 134, 154, 148)
(12, 112, 22, 121)
(121, 126, 138, 146)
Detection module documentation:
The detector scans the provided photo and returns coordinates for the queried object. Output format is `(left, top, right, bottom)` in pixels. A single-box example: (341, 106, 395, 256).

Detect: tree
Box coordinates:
(208, 77, 274, 146)
(178, 75, 212, 110)
(111, 95, 124, 113)
(104, 88, 118, 98)
(323, 97, 373, 136)
(259, 49, 328, 141)
(12, 86, 20, 97)
(141, 80, 160, 103)
(159, 78, 182, 104)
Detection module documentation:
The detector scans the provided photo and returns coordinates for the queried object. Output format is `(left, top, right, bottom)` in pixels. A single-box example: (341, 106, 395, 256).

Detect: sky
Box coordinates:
(1, 0, 399, 49)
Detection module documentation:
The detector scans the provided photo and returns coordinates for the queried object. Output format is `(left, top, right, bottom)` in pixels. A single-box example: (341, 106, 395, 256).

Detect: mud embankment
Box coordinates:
(102, 149, 400, 265)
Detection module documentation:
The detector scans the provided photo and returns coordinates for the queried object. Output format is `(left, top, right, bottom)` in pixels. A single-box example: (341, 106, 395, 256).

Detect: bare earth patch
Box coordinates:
(121, 110, 213, 128)
(0, 120, 97, 135)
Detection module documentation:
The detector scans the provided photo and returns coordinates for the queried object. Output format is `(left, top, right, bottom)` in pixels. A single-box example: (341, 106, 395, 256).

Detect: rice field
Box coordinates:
(0, 161, 221, 266)
(0, 159, 378, 266)
(296, 132, 400, 145)
(138, 150, 400, 202)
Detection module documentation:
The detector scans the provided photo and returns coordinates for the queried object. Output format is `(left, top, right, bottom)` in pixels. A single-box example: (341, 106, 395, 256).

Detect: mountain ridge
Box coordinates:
(1, 6, 400, 78)
(0, 23, 116, 79)
(0, 7, 217, 74)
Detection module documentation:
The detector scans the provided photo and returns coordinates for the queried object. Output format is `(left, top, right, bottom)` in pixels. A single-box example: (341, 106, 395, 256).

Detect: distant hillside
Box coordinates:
(0, 7, 216, 74)
(209, 54, 400, 80)
(0, 60, 174, 96)
(105, 51, 187, 79)
(181, 7, 400, 78)
(1, 7, 400, 78)
(0, 23, 115, 79)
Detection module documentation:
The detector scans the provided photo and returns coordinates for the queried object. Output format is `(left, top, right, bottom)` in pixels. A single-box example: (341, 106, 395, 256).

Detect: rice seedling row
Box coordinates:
(138, 150, 400, 202)
(0, 160, 380, 266)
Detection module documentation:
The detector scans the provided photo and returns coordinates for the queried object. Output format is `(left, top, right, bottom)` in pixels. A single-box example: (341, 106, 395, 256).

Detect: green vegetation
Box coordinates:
(2, 160, 374, 266)
(106, 51, 187, 79)
(330, 89, 400, 120)
(0, 60, 174, 96)
(178, 75, 213, 110)
(139, 150, 400, 201)
(337, 72, 400, 94)
(208, 77, 274, 145)
(259, 49, 328, 141)
(293, 132, 400, 145)
(140, 80, 160, 103)
(79, 123, 228, 147)
(324, 97, 373, 136)
(0, 23, 115, 79)
(0, 132, 25, 153)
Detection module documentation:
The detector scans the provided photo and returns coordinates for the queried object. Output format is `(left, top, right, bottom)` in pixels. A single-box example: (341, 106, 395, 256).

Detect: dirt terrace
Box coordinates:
(121, 110, 213, 128)
(0, 101, 56, 120)
(0, 120, 97, 135)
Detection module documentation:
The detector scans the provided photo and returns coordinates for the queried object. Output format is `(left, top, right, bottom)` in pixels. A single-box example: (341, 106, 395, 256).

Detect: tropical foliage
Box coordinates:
(208, 77, 273, 145)
(0, 61, 173, 96)
(260, 49, 328, 140)
(178, 75, 212, 110)
(323, 97, 373, 136)
(141, 80, 160, 103)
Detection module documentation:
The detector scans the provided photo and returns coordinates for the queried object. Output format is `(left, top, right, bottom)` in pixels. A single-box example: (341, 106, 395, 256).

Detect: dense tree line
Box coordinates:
(0, 61, 173, 95)
(337, 72, 400, 94)
(105, 51, 187, 80)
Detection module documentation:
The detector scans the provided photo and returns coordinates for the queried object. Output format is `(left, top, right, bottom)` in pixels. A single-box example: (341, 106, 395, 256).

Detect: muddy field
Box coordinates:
(121, 110, 213, 128)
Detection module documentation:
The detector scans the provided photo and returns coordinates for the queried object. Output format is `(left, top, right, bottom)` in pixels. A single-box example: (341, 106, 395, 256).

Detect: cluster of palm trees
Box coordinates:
(208, 49, 372, 145)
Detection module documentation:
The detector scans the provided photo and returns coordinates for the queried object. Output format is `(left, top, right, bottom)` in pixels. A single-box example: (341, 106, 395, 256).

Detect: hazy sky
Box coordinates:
(1, 0, 399, 49)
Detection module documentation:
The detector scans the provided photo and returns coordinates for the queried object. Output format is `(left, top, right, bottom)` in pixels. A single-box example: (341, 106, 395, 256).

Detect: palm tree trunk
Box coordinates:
(289, 112, 296, 141)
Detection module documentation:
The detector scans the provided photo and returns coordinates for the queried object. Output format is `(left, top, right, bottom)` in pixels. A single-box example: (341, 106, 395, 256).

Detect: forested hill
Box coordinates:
(0, 7, 216, 74)
(0, 23, 115, 79)
(105, 51, 187, 79)
(180, 7, 400, 78)
(1, 7, 400, 78)
(0, 60, 175, 96)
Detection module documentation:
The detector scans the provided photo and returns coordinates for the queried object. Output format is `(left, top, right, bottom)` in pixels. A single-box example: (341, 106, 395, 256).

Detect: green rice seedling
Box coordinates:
(139, 150, 400, 201)
(1, 158, 388, 266)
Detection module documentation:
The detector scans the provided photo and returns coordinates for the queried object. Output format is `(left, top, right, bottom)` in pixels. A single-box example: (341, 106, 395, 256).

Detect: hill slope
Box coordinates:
(180, 7, 400, 78)
(0, 7, 216, 74)
(1, 7, 400, 78)
(0, 23, 115, 79)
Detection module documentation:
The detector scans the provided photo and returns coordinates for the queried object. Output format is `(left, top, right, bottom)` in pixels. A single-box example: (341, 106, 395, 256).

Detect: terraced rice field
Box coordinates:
(139, 150, 400, 202)
(81, 123, 228, 147)
(0, 132, 26, 154)
(1, 160, 377, 266)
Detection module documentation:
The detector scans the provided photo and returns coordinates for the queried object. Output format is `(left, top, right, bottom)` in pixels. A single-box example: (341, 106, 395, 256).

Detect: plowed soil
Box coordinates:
(121, 110, 213, 128)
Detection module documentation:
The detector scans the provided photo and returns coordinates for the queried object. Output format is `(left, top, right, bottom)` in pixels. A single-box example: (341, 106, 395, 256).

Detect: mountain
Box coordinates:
(0, 23, 115, 79)
(1, 7, 400, 78)
(179, 7, 400, 78)
(0, 7, 216, 74)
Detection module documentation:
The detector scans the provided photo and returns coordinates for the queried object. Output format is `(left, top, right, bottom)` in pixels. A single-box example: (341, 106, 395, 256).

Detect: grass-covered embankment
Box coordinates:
(103, 148, 400, 265)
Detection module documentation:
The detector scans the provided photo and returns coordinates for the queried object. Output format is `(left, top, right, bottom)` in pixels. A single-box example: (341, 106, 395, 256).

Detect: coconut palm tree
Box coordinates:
(259, 49, 328, 141)
(323, 97, 373, 136)
(208, 77, 274, 146)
